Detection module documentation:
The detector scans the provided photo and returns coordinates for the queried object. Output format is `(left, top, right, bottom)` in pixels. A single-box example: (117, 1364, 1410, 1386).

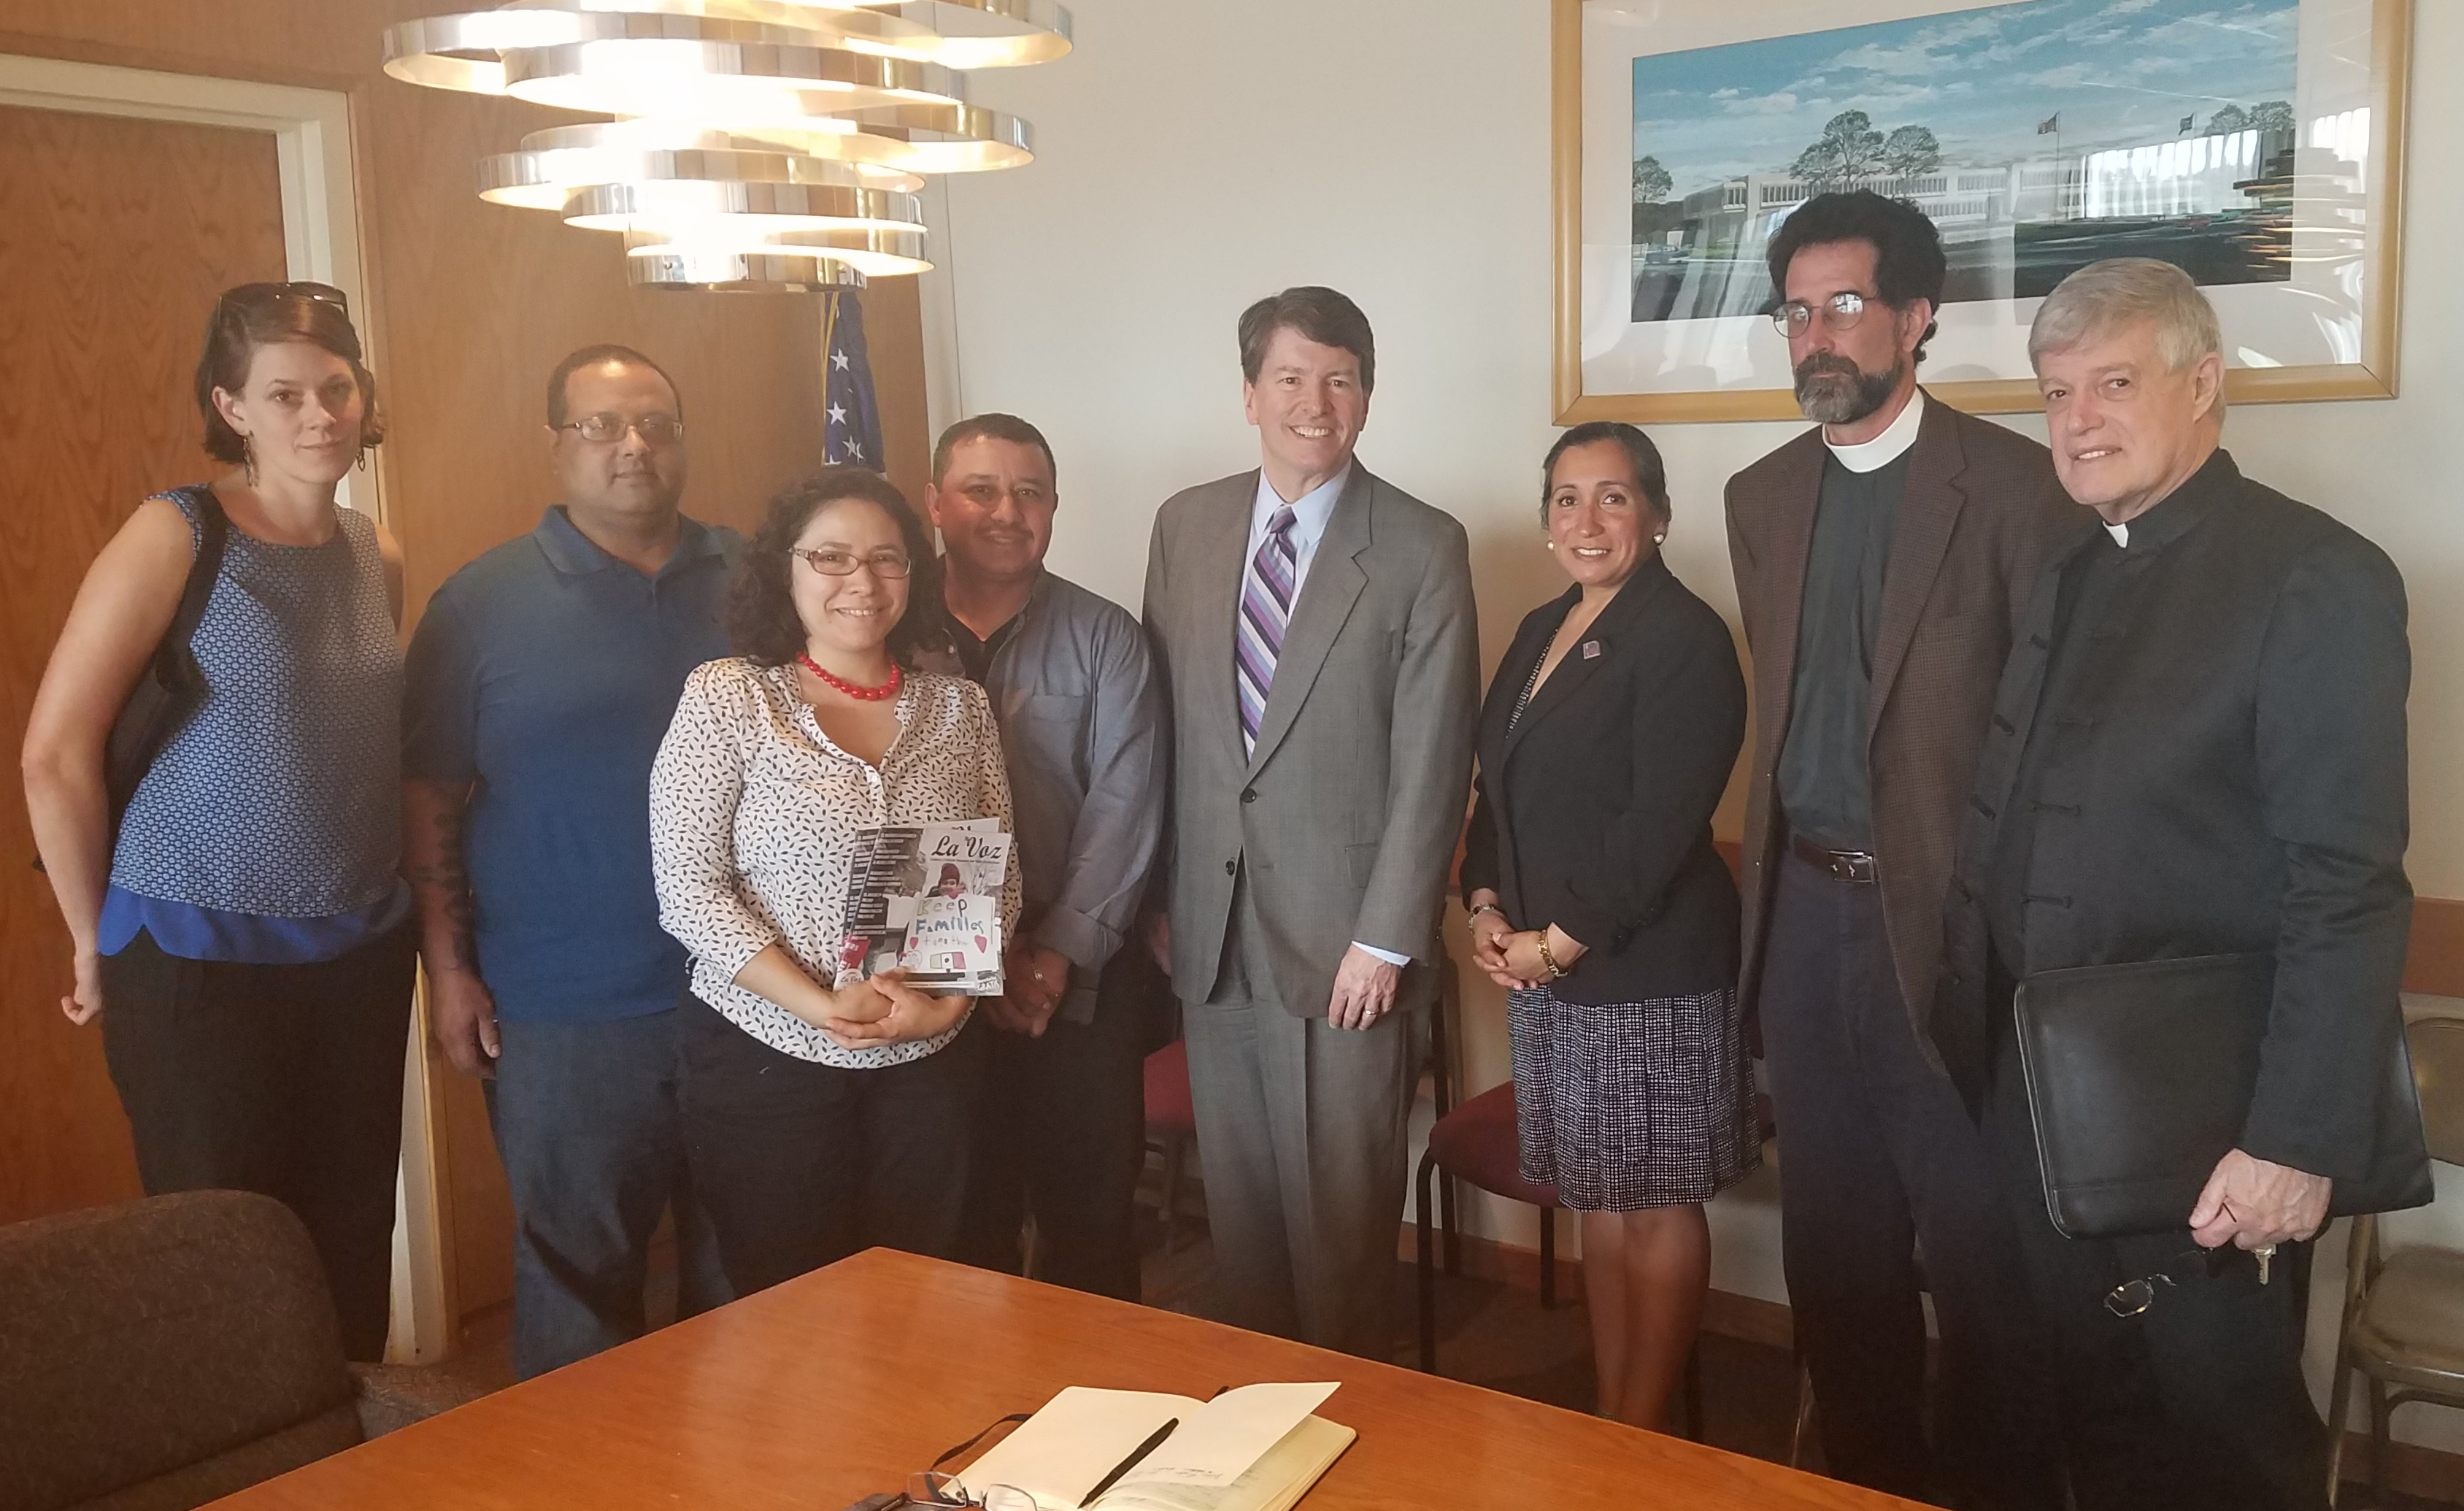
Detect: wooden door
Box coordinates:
(0, 103, 289, 1225)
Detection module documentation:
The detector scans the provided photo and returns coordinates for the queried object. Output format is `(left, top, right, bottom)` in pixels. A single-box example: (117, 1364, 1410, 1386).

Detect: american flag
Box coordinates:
(2037, 112, 2060, 135)
(823, 290, 885, 470)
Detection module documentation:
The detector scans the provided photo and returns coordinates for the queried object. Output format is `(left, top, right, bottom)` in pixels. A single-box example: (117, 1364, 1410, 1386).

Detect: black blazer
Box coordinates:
(1461, 555, 1746, 1004)
(1931, 451, 2412, 1183)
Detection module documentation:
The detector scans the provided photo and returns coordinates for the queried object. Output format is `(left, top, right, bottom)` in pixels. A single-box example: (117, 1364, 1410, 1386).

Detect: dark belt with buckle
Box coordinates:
(1789, 832, 1879, 885)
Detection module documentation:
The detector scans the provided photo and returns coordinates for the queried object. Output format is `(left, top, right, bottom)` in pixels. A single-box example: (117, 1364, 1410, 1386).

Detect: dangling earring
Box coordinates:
(355, 442, 369, 473)
(242, 434, 258, 487)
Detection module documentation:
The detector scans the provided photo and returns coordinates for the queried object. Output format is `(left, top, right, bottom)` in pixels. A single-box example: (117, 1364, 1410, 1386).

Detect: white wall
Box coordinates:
(939, 0, 2464, 1453)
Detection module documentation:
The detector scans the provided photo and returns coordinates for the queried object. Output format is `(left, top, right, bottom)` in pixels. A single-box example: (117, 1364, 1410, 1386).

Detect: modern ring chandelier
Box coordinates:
(383, 0, 1067, 291)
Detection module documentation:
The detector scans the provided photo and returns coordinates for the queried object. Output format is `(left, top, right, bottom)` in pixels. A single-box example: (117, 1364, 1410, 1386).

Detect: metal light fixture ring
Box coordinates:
(628, 246, 868, 292)
(500, 34, 969, 118)
(863, 0, 1072, 68)
(531, 0, 948, 60)
(561, 178, 924, 234)
(839, 100, 1033, 172)
(381, 1, 960, 93)
(480, 128, 925, 206)
(625, 225, 932, 277)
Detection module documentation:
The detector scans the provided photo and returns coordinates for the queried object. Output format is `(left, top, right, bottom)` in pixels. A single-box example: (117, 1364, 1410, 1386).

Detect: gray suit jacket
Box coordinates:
(1141, 465, 1479, 1018)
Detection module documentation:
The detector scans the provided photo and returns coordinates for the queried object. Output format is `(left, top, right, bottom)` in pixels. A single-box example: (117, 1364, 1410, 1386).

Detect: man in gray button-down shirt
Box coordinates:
(930, 413, 1169, 1300)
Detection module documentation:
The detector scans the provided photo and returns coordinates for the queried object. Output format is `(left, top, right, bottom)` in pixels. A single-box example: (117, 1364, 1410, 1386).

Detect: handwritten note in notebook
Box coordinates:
(955, 1383, 1350, 1511)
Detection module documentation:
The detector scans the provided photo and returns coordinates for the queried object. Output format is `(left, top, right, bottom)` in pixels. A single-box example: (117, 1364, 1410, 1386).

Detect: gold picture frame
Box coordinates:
(1552, 0, 2412, 423)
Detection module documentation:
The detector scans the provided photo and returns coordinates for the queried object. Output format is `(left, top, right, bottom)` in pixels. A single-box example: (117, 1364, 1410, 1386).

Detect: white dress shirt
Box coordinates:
(1247, 464, 1350, 592)
(1242, 463, 1408, 970)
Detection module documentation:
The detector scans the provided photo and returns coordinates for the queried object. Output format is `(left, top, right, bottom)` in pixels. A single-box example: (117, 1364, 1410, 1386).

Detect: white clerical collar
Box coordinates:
(2106, 522, 2129, 546)
(1823, 386, 1926, 474)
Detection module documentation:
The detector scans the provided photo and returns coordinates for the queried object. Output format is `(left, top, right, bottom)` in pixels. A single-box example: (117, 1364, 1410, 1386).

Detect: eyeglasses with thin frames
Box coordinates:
(555, 412, 684, 445)
(1770, 290, 1870, 338)
(890, 1411, 1034, 1509)
(2103, 1245, 2242, 1317)
(791, 545, 912, 580)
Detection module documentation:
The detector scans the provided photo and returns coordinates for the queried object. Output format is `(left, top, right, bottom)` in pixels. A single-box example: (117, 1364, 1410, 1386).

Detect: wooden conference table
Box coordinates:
(211, 1248, 1915, 1510)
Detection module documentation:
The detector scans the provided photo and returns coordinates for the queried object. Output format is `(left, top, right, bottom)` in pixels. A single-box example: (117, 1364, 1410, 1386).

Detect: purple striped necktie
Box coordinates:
(1236, 504, 1299, 756)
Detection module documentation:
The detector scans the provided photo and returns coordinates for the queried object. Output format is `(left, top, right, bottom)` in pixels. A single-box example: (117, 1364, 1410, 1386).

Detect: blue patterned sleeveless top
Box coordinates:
(101, 486, 409, 963)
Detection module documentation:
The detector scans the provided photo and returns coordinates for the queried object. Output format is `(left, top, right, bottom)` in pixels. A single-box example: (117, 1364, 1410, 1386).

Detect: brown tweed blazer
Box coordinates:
(1725, 390, 2083, 1045)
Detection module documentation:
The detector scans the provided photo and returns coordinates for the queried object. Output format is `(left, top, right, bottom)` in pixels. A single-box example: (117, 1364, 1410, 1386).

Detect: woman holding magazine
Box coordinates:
(650, 466, 1018, 1295)
(1460, 423, 1755, 1432)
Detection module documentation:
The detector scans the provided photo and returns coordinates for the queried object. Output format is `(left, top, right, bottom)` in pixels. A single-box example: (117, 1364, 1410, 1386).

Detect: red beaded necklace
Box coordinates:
(798, 653, 903, 701)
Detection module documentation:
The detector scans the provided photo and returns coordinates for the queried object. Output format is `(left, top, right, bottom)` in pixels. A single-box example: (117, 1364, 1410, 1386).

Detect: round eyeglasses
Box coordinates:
(790, 546, 912, 579)
(1771, 291, 1870, 338)
(556, 412, 683, 445)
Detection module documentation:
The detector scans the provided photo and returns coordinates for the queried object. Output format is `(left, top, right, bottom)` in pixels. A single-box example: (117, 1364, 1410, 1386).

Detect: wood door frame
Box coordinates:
(0, 53, 453, 1366)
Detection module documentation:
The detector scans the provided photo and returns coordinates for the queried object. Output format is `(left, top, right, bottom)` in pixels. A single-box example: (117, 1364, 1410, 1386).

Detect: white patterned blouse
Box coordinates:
(649, 656, 1020, 1068)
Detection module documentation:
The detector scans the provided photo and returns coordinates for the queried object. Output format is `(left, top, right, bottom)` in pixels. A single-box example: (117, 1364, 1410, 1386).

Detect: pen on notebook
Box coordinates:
(1079, 1418, 1179, 1505)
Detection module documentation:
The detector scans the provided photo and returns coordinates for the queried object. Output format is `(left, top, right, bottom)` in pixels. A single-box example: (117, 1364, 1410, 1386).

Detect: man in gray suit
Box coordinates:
(1141, 286, 1479, 1357)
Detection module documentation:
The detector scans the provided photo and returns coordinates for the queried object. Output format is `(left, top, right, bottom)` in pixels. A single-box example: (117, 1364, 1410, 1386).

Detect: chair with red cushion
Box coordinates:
(1415, 1076, 1565, 1371)
(1143, 1039, 1200, 1251)
(1414, 957, 1564, 1374)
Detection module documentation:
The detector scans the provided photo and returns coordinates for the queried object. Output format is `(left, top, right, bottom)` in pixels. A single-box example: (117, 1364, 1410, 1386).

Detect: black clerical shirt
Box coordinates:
(1984, 520, 2133, 977)
(1777, 448, 1911, 851)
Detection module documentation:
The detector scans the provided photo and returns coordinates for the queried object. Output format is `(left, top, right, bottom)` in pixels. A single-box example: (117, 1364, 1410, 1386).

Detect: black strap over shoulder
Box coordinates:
(103, 485, 231, 825)
(31, 488, 230, 876)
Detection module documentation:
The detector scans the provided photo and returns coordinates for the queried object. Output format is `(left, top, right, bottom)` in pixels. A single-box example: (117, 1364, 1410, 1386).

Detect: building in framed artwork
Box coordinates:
(1552, 0, 2412, 422)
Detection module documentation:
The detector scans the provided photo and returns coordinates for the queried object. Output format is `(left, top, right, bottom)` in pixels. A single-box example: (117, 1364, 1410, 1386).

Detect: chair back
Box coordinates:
(0, 1190, 361, 1511)
(2408, 1015, 2464, 1167)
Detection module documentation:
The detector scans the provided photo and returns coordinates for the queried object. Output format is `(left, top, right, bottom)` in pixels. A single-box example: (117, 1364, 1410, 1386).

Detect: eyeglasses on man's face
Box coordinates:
(791, 546, 913, 580)
(558, 412, 684, 445)
(1771, 291, 1872, 338)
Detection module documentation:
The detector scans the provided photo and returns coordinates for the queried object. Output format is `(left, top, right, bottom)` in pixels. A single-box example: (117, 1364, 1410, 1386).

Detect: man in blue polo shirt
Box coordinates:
(402, 345, 736, 1377)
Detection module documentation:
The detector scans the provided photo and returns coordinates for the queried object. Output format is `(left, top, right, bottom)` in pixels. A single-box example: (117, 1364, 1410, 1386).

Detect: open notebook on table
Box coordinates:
(951, 1383, 1355, 1511)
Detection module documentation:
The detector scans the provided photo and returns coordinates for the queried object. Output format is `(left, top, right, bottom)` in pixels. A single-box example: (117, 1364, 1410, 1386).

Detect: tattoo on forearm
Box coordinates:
(404, 798, 480, 971)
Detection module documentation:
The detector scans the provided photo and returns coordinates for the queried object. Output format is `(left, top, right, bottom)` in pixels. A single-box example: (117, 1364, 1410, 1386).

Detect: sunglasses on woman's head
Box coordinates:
(218, 281, 350, 315)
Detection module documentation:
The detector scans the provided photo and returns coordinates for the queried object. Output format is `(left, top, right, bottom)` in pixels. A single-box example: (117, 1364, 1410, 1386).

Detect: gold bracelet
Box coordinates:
(1534, 932, 1566, 981)
(1466, 902, 1504, 931)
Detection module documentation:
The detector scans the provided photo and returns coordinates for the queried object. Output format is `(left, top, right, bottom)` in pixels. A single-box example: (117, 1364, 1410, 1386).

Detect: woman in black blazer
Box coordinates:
(1461, 420, 1754, 1433)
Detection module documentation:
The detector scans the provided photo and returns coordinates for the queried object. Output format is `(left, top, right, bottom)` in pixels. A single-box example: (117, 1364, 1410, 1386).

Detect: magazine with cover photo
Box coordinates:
(834, 817, 1012, 995)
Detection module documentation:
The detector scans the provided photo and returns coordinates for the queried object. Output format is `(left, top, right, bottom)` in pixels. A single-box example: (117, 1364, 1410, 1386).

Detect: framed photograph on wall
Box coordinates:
(1551, 0, 2412, 422)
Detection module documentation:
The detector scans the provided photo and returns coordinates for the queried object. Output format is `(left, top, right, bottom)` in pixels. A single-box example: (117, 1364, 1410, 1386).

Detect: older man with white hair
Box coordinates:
(1927, 257, 2418, 1509)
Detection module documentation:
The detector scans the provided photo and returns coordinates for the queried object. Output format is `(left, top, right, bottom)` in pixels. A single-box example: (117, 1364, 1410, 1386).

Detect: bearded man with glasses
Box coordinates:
(402, 344, 737, 1377)
(1722, 191, 2084, 1507)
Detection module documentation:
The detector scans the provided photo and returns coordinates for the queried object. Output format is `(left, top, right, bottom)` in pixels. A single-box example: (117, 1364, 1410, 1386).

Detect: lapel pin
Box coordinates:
(1581, 640, 1603, 660)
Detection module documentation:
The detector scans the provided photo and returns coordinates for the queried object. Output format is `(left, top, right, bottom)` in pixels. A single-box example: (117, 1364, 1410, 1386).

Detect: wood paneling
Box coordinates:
(2406, 896, 2464, 1000)
(0, 104, 290, 1226)
(212, 1247, 1920, 1511)
(859, 277, 933, 504)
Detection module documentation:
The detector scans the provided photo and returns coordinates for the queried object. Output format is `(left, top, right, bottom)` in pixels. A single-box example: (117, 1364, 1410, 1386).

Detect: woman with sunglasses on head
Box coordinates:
(22, 282, 412, 1358)
(649, 466, 1018, 1296)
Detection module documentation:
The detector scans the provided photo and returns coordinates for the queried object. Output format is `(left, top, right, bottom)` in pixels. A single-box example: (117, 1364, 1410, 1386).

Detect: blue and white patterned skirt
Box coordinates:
(1506, 983, 1760, 1212)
